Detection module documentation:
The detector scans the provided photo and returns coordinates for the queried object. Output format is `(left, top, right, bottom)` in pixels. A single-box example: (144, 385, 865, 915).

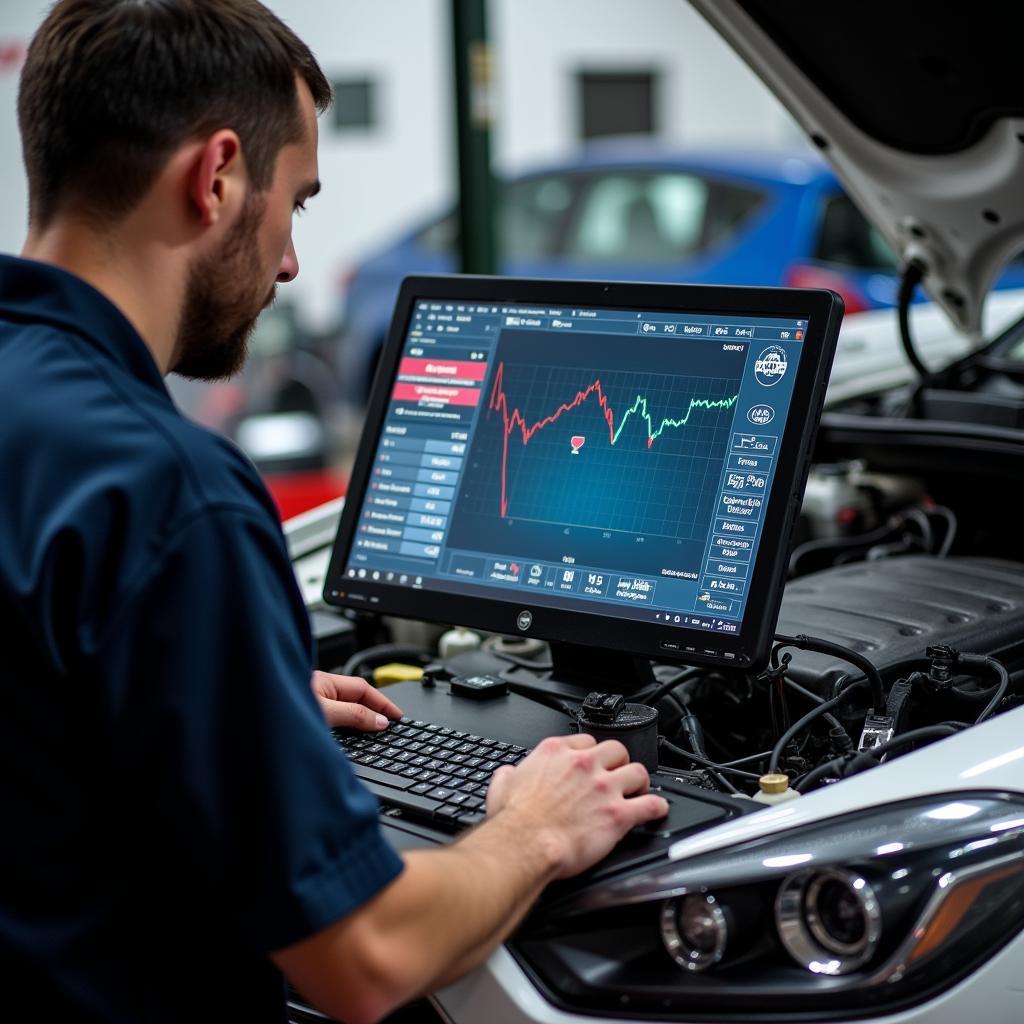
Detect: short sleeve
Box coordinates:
(93, 504, 404, 952)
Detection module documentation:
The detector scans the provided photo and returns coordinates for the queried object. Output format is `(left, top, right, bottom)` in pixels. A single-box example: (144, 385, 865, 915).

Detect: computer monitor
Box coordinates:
(324, 276, 842, 678)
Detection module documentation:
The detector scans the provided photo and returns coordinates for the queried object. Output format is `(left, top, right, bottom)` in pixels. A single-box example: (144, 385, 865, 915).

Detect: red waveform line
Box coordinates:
(488, 361, 617, 517)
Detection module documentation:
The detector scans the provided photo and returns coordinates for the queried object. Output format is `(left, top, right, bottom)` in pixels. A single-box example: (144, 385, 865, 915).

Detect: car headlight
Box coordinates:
(511, 794, 1024, 1020)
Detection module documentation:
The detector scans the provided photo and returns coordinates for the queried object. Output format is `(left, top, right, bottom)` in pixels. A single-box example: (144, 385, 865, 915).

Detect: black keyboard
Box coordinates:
(334, 716, 529, 831)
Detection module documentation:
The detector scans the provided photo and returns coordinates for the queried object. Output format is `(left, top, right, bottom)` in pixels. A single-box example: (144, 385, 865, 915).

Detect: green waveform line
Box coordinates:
(610, 393, 740, 448)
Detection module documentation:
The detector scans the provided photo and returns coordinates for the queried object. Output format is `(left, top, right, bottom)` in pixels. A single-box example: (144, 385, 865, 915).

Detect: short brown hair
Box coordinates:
(18, 0, 331, 227)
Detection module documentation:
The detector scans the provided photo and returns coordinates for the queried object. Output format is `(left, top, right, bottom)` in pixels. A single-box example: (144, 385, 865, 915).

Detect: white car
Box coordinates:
(287, 2, 1024, 1020)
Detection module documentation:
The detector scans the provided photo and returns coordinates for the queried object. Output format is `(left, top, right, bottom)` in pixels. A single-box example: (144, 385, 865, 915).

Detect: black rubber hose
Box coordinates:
(796, 724, 962, 793)
(782, 676, 847, 734)
(768, 679, 869, 774)
(959, 654, 1010, 723)
(773, 633, 886, 712)
(659, 738, 759, 783)
(640, 667, 705, 709)
(898, 260, 929, 381)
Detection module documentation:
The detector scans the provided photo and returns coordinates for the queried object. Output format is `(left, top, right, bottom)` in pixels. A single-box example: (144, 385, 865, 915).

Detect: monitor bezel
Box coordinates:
(324, 275, 843, 671)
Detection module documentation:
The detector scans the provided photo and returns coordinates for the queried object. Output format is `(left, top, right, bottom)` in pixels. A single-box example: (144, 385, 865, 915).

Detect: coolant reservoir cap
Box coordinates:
(759, 772, 791, 795)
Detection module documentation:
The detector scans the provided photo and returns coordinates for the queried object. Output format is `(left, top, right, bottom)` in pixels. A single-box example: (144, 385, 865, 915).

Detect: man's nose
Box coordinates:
(277, 238, 299, 283)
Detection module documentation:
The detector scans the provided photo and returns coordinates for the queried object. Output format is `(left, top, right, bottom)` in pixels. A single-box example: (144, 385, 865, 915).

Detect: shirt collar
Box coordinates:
(0, 253, 169, 396)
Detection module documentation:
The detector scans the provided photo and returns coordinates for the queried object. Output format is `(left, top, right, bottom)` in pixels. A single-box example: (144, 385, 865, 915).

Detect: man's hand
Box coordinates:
(311, 670, 402, 731)
(485, 733, 669, 879)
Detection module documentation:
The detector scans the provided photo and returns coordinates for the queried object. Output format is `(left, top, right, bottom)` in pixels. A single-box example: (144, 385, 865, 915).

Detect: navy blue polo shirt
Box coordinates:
(0, 255, 404, 1022)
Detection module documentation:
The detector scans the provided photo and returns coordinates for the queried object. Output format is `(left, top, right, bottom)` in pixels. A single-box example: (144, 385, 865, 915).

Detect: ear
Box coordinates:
(188, 129, 243, 227)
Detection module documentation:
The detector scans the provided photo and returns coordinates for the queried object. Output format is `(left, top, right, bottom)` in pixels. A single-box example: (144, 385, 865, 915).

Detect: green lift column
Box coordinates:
(451, 0, 498, 275)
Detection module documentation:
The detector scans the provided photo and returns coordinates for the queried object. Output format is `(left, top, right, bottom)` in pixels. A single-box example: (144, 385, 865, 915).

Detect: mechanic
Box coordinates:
(0, 2, 668, 1022)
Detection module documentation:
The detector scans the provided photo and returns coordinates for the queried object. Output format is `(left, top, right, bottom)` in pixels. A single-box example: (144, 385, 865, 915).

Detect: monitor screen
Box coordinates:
(325, 277, 842, 670)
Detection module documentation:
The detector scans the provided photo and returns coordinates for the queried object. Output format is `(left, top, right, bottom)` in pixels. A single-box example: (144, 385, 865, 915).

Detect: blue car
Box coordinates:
(338, 143, 1024, 404)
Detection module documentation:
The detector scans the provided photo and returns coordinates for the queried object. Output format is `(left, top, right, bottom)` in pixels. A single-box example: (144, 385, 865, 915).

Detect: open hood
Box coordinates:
(689, 0, 1024, 338)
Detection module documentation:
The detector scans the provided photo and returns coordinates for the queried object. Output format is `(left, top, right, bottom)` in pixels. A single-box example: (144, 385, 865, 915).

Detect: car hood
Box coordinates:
(666, 703, 1024, 864)
(689, 0, 1024, 339)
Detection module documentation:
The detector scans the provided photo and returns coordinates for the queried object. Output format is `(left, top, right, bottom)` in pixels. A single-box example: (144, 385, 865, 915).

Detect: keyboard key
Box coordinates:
(435, 804, 461, 825)
(410, 782, 432, 795)
(427, 786, 455, 802)
(457, 810, 486, 828)
(464, 757, 483, 768)
(463, 797, 484, 811)
(352, 765, 416, 791)
(448, 792, 471, 806)
(469, 770, 489, 782)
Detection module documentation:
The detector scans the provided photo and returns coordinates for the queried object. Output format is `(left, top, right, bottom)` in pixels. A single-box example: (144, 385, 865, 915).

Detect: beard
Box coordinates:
(172, 191, 276, 381)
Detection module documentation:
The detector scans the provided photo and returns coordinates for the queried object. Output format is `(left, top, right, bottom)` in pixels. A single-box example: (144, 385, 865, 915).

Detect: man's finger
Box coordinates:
(322, 700, 390, 732)
(351, 683, 403, 720)
(609, 762, 650, 796)
(562, 732, 598, 749)
(592, 739, 630, 770)
(485, 763, 515, 813)
(623, 793, 670, 827)
(319, 672, 403, 720)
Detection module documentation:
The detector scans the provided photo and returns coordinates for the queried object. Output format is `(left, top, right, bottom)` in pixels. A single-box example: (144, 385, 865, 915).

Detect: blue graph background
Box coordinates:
(446, 329, 748, 577)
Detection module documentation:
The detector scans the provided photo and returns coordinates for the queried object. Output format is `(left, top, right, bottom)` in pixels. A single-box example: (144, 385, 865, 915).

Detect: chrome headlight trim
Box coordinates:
(660, 893, 729, 971)
(776, 868, 882, 974)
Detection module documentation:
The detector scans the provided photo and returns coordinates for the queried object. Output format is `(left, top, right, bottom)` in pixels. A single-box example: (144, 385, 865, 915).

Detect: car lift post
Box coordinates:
(451, 0, 498, 275)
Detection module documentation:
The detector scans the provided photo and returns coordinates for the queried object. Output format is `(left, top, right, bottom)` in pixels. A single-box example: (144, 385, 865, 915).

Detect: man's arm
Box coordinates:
(271, 734, 668, 1024)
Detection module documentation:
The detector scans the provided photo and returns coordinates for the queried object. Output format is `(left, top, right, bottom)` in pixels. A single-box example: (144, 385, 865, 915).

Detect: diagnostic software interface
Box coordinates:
(340, 299, 807, 640)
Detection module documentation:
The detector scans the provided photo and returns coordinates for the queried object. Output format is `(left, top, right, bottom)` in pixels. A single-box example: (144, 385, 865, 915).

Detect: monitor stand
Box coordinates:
(501, 640, 656, 701)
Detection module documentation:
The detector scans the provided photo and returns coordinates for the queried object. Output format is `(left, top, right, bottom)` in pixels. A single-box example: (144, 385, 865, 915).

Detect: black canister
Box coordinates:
(575, 692, 659, 771)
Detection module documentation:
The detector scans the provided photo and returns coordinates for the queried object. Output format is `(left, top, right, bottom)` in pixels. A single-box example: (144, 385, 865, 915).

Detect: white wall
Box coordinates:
(0, 1, 798, 330)
(491, 0, 798, 173)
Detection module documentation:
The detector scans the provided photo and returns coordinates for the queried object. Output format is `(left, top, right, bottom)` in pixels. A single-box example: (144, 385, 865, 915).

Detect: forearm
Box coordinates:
(274, 809, 559, 1024)
(373, 811, 559, 995)
(406, 815, 558, 990)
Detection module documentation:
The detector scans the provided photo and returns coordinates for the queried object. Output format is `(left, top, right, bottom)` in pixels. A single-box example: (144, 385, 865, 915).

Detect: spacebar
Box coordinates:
(358, 779, 448, 823)
(351, 765, 416, 791)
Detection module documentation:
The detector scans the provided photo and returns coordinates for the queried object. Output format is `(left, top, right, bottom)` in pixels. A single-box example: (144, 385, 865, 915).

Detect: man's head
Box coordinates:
(18, 0, 330, 378)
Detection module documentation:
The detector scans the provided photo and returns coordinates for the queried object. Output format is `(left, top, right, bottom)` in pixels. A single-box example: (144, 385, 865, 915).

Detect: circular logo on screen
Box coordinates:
(516, 610, 533, 632)
(754, 346, 788, 387)
(747, 404, 775, 426)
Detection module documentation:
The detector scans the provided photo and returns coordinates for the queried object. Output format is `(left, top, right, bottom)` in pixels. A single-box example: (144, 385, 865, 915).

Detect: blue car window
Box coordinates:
(564, 172, 708, 263)
(815, 193, 897, 270)
(501, 175, 575, 261)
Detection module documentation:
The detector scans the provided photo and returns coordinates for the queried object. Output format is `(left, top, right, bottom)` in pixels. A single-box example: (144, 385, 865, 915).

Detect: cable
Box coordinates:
(768, 679, 869, 774)
(639, 667, 705, 709)
(904, 507, 935, 552)
(788, 518, 898, 576)
(796, 724, 963, 793)
(722, 750, 773, 767)
(340, 643, 434, 679)
(959, 653, 1010, 723)
(659, 738, 759, 783)
(929, 504, 958, 556)
(773, 633, 886, 712)
(898, 259, 930, 381)
(782, 676, 847, 734)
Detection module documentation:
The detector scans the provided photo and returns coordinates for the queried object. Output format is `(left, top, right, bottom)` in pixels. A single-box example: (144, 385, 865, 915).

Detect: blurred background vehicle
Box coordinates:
(337, 143, 1024, 410)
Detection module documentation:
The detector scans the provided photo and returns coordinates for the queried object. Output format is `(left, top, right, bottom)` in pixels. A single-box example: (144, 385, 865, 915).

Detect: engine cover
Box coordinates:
(776, 556, 1024, 690)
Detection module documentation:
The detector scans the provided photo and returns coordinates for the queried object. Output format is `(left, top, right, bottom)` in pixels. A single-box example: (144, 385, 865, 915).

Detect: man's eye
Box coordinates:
(294, 202, 307, 216)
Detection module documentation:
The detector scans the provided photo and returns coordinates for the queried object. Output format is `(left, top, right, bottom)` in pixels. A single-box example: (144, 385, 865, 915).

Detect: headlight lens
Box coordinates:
(512, 794, 1024, 1020)
(660, 893, 729, 971)
(776, 867, 882, 973)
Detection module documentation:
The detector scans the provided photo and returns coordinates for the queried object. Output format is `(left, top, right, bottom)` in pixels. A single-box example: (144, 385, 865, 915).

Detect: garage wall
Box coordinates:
(0, 0, 798, 330)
